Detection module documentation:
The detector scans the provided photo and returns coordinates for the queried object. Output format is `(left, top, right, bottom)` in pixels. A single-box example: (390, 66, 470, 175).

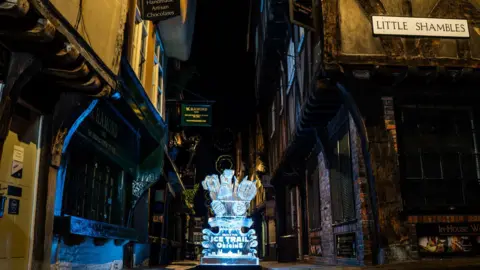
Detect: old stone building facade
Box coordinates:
(248, 0, 480, 266)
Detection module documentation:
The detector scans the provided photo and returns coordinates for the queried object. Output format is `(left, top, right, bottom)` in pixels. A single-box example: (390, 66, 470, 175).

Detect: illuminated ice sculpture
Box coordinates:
(200, 169, 259, 265)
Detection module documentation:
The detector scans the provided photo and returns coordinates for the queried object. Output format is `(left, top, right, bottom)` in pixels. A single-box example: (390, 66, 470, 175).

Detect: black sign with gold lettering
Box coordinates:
(76, 101, 139, 170)
(141, 0, 180, 22)
(181, 104, 212, 127)
(289, 0, 315, 30)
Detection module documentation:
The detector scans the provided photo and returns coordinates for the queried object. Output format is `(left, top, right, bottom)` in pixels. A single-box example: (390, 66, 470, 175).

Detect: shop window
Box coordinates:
(285, 187, 298, 234)
(287, 88, 296, 137)
(287, 40, 295, 94)
(62, 144, 128, 226)
(330, 122, 355, 224)
(308, 167, 321, 230)
(399, 106, 480, 210)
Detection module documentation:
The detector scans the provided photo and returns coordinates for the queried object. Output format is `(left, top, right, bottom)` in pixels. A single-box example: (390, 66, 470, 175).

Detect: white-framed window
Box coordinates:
(279, 62, 285, 115)
(152, 32, 166, 119)
(269, 100, 276, 139)
(132, 6, 148, 84)
(287, 39, 295, 94)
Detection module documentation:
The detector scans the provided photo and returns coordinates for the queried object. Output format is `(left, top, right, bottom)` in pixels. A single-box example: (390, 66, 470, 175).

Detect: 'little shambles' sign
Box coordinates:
(181, 104, 212, 127)
(372, 16, 470, 38)
(142, 0, 180, 21)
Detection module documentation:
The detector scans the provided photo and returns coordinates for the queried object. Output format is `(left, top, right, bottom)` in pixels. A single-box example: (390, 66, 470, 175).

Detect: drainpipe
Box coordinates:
(336, 82, 381, 266)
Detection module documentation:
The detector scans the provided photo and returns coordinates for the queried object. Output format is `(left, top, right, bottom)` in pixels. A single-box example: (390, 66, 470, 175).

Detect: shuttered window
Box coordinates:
(330, 123, 355, 224)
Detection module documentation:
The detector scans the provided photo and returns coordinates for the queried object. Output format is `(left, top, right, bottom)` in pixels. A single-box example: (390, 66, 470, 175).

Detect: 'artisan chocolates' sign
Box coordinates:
(372, 16, 470, 38)
(142, 0, 180, 21)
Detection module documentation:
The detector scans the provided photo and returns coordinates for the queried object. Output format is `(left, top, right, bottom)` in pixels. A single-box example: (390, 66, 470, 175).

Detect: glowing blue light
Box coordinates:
(200, 170, 259, 266)
(111, 91, 122, 100)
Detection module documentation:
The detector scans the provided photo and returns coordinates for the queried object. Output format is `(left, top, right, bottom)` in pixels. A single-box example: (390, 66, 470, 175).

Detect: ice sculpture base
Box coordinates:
(195, 265, 262, 270)
(200, 256, 259, 266)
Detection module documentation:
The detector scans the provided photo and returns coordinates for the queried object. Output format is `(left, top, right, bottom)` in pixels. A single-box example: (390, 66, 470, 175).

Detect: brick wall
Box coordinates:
(349, 114, 374, 265)
(360, 96, 417, 263)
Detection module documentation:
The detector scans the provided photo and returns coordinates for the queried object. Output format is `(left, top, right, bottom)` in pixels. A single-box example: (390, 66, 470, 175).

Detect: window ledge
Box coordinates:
(332, 219, 357, 227)
(54, 215, 140, 242)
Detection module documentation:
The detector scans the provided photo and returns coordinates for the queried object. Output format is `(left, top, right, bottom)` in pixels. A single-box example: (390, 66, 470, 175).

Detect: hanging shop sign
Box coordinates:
(76, 101, 138, 170)
(416, 223, 480, 254)
(372, 16, 470, 38)
(181, 104, 212, 127)
(289, 0, 315, 30)
(141, 0, 180, 21)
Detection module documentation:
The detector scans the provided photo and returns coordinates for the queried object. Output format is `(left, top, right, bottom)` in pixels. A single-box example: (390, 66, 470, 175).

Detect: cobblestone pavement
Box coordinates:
(138, 258, 480, 270)
(261, 258, 480, 270)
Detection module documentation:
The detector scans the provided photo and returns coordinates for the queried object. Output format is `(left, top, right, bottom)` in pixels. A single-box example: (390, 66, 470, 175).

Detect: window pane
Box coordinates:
(400, 106, 479, 210)
(404, 154, 422, 178)
(422, 153, 442, 179)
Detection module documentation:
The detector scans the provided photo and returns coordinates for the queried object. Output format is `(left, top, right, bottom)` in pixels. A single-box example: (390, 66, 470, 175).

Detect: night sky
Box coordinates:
(187, 0, 255, 129)
(183, 0, 255, 215)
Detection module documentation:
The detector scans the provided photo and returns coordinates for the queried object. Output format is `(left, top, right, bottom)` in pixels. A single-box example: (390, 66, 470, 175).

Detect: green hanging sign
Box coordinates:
(180, 104, 212, 127)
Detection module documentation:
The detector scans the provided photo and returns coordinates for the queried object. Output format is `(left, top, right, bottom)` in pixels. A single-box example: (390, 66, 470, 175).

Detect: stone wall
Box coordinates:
(318, 151, 335, 265)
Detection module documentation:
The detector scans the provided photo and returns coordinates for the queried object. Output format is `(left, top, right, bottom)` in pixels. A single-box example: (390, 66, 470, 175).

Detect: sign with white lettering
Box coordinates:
(417, 223, 480, 236)
(372, 16, 470, 38)
(142, 0, 180, 21)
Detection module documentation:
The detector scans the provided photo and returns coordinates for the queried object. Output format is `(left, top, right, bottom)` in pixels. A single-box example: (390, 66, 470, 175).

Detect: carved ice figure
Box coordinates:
(232, 201, 247, 216)
(217, 169, 234, 200)
(236, 178, 257, 201)
(202, 175, 220, 200)
(211, 200, 226, 217)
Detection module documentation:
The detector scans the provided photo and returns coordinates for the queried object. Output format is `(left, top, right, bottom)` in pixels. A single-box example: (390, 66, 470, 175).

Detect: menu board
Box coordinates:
(336, 233, 356, 258)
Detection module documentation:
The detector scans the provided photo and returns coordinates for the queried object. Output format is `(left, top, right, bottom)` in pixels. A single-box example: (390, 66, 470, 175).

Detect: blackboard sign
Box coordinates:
(141, 0, 180, 21)
(336, 233, 356, 258)
(181, 104, 212, 127)
(289, 0, 315, 30)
